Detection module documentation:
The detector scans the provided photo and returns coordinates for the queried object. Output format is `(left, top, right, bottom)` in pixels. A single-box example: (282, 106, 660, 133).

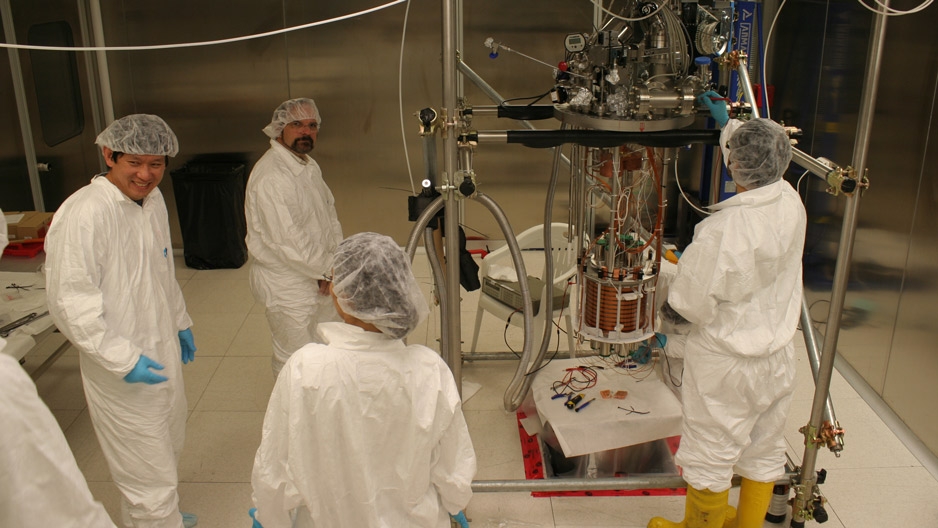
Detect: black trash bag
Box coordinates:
(457, 226, 481, 292)
(171, 162, 248, 269)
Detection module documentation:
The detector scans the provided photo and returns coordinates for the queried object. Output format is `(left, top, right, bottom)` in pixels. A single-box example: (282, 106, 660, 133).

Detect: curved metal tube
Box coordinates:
(423, 225, 449, 354)
(515, 138, 568, 406)
(405, 195, 444, 260)
(405, 195, 447, 348)
(471, 192, 535, 411)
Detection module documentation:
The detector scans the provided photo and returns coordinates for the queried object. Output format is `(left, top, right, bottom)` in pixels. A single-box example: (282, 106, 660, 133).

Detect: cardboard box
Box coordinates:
(4, 211, 54, 241)
(3, 211, 26, 240)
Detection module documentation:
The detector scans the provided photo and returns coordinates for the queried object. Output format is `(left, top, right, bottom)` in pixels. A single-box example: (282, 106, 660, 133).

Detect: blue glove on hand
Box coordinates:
(451, 511, 470, 528)
(697, 90, 730, 127)
(179, 328, 196, 364)
(123, 354, 168, 384)
(248, 508, 264, 528)
(632, 332, 668, 364)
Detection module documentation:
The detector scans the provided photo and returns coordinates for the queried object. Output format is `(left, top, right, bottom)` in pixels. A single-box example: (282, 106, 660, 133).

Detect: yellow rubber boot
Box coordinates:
(648, 486, 729, 528)
(723, 505, 737, 527)
(725, 478, 774, 528)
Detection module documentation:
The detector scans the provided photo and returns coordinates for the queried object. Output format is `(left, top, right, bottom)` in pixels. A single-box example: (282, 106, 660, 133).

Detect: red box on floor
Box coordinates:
(516, 411, 686, 498)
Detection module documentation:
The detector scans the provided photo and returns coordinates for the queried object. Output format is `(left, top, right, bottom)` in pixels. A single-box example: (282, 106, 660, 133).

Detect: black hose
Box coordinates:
(504, 129, 720, 148)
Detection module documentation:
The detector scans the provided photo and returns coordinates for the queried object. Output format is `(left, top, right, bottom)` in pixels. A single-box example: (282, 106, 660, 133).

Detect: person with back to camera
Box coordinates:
(245, 98, 343, 378)
(45, 114, 199, 528)
(0, 209, 117, 528)
(647, 92, 807, 528)
(249, 232, 476, 528)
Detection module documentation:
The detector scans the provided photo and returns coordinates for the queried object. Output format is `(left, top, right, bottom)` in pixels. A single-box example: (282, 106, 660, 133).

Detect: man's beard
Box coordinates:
(291, 136, 314, 154)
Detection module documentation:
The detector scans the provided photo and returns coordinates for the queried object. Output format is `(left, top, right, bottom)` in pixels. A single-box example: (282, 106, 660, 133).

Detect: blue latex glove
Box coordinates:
(248, 508, 263, 528)
(451, 511, 470, 528)
(181, 512, 198, 528)
(179, 328, 196, 364)
(123, 354, 168, 384)
(632, 332, 668, 364)
(697, 90, 729, 127)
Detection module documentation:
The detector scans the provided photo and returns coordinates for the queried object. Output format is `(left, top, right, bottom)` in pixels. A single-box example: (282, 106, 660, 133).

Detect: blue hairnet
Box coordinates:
(332, 232, 428, 339)
(94, 114, 179, 157)
(263, 98, 321, 139)
(726, 119, 792, 189)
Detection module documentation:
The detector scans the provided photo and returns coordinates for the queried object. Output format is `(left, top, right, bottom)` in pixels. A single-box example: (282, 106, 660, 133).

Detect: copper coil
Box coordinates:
(582, 280, 646, 333)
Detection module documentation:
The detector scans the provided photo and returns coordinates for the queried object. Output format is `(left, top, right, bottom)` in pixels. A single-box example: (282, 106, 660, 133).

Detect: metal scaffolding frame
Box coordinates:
(404, 0, 887, 523)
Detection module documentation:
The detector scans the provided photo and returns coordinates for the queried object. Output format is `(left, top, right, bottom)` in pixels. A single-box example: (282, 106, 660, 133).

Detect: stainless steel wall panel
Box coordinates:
(771, 0, 938, 457)
(90, 0, 592, 244)
(883, 66, 938, 456)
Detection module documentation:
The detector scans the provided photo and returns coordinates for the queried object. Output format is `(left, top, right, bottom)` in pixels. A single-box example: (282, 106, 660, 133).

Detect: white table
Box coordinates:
(0, 270, 69, 379)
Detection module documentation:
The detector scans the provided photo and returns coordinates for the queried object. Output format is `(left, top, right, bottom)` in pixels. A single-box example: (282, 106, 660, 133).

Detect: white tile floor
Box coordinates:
(21, 253, 938, 528)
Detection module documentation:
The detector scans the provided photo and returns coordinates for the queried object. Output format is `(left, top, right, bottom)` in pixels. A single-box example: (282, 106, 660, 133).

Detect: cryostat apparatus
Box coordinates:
(539, 0, 734, 356)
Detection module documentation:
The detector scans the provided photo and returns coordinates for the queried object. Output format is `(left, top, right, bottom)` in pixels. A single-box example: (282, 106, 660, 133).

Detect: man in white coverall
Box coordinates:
(648, 93, 807, 528)
(45, 115, 199, 528)
(0, 211, 116, 528)
(245, 98, 343, 377)
(250, 232, 476, 528)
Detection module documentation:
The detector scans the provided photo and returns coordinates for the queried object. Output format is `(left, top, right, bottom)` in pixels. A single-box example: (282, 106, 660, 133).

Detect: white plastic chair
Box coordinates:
(470, 223, 578, 356)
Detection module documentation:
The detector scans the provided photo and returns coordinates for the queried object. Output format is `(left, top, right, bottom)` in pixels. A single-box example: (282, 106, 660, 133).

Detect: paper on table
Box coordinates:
(531, 357, 683, 457)
(0, 272, 54, 340)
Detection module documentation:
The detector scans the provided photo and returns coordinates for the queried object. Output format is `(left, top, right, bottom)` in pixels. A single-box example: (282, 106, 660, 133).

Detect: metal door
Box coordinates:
(1, 0, 103, 212)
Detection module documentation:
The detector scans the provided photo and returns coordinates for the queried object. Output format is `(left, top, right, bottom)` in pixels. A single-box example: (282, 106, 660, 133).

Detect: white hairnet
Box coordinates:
(94, 114, 179, 157)
(726, 119, 792, 189)
(332, 232, 428, 339)
(262, 98, 322, 139)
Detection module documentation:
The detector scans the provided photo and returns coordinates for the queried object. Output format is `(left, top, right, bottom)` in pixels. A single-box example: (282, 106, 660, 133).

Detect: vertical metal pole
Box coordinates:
(455, 0, 464, 100)
(89, 0, 114, 125)
(442, 0, 462, 394)
(1, 0, 45, 211)
(76, 0, 106, 173)
(737, 55, 760, 119)
(455, 0, 466, 230)
(793, 3, 885, 523)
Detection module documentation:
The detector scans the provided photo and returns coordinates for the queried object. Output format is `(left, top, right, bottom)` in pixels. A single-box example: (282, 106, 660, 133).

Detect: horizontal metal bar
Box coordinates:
(791, 148, 835, 180)
(471, 471, 798, 493)
(474, 129, 721, 148)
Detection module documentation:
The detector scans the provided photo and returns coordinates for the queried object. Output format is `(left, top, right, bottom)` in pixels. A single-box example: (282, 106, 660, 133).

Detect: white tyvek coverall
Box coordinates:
(251, 322, 476, 528)
(0, 354, 118, 527)
(245, 139, 343, 376)
(45, 176, 192, 528)
(668, 175, 806, 492)
(2, 215, 112, 525)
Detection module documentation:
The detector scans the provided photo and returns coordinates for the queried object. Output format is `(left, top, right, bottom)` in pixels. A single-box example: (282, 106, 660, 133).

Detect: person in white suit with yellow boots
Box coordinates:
(649, 94, 806, 528)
